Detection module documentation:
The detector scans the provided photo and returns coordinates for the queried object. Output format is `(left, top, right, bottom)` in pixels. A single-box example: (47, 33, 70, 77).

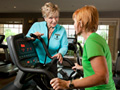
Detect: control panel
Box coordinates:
(15, 38, 39, 68)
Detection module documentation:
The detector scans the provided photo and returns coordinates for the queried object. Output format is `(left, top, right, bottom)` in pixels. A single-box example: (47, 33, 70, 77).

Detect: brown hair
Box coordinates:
(41, 2, 59, 17)
(73, 5, 99, 32)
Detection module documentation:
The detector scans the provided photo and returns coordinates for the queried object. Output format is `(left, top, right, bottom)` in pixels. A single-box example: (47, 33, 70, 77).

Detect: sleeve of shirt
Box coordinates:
(26, 22, 39, 44)
(26, 22, 37, 37)
(86, 40, 105, 60)
(58, 29, 68, 56)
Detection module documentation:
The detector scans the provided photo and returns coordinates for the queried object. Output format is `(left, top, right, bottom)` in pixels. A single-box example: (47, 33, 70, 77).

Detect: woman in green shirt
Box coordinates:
(50, 5, 116, 90)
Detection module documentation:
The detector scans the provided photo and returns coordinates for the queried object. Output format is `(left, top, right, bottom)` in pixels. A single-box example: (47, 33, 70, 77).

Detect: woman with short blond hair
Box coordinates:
(41, 2, 59, 18)
(26, 2, 68, 90)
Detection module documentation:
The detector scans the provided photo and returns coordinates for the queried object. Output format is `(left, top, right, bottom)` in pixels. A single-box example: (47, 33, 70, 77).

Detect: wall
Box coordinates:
(1, 11, 120, 34)
(0, 11, 120, 61)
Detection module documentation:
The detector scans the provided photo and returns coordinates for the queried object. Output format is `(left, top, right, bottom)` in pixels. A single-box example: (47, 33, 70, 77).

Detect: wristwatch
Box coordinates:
(69, 80, 74, 89)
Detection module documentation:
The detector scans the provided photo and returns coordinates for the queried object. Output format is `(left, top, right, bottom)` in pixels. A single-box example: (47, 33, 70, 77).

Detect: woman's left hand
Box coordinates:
(72, 63, 83, 71)
(50, 78, 69, 90)
(52, 53, 63, 63)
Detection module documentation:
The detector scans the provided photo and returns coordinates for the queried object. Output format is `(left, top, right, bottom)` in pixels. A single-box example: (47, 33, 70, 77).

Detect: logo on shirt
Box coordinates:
(54, 34, 60, 40)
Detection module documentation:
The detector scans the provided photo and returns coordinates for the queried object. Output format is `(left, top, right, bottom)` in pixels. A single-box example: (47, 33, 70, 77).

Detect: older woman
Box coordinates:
(50, 5, 116, 90)
(26, 2, 68, 90)
(26, 2, 68, 69)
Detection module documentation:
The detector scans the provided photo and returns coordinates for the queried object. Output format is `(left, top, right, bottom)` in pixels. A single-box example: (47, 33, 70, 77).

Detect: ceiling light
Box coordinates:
(14, 6, 16, 9)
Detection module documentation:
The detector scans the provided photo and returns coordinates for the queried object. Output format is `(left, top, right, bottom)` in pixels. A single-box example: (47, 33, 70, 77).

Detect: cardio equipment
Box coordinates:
(113, 51, 120, 89)
(58, 37, 83, 80)
(64, 38, 83, 64)
(1, 33, 75, 90)
(0, 35, 18, 77)
(1, 33, 83, 90)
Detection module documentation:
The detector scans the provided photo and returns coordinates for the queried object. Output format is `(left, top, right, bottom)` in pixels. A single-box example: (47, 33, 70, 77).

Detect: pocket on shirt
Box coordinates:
(54, 34, 60, 40)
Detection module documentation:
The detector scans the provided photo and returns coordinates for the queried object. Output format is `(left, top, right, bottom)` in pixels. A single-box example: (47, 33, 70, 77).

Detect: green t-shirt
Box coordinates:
(82, 33, 116, 90)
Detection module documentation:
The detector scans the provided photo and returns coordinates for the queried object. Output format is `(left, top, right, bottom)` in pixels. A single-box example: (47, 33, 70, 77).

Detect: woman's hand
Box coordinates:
(72, 63, 83, 71)
(52, 53, 63, 64)
(30, 32, 44, 40)
(50, 78, 69, 90)
(34, 32, 44, 39)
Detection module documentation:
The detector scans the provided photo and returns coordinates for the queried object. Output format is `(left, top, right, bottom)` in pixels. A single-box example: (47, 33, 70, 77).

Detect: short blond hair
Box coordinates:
(73, 5, 99, 32)
(41, 2, 59, 17)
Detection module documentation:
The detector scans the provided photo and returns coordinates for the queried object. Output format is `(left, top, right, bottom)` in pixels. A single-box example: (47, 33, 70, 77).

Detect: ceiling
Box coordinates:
(0, 0, 120, 13)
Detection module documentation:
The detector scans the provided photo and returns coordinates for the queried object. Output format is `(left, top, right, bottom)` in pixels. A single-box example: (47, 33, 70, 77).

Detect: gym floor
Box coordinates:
(0, 75, 16, 89)
(0, 53, 16, 89)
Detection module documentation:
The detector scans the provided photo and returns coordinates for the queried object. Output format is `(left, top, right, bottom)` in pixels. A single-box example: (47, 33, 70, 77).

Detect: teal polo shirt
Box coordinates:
(26, 21, 68, 64)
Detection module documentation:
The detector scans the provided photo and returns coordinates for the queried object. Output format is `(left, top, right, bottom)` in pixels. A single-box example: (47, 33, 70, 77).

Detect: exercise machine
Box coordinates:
(113, 51, 120, 89)
(58, 37, 83, 80)
(64, 38, 83, 65)
(0, 35, 18, 77)
(1, 33, 84, 90)
(1, 33, 77, 90)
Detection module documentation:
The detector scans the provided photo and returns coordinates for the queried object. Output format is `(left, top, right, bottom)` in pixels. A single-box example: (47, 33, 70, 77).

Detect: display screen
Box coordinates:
(18, 41, 34, 54)
(15, 39, 37, 60)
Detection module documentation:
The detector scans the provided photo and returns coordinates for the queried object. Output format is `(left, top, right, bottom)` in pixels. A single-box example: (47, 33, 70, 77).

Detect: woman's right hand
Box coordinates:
(33, 32, 44, 39)
(72, 63, 83, 71)
(30, 32, 44, 40)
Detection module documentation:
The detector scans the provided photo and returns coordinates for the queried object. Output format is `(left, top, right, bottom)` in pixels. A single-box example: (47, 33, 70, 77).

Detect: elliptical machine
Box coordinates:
(58, 37, 83, 81)
(1, 33, 78, 90)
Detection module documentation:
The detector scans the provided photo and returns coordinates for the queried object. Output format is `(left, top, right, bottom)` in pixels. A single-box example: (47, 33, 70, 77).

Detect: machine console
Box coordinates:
(16, 38, 39, 67)
(7, 33, 56, 79)
(7, 34, 39, 68)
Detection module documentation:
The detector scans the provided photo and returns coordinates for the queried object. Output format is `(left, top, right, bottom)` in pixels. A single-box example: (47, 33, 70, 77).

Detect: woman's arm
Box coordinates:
(53, 29, 68, 63)
(72, 56, 109, 89)
(58, 29, 68, 56)
(72, 63, 83, 71)
(50, 56, 109, 89)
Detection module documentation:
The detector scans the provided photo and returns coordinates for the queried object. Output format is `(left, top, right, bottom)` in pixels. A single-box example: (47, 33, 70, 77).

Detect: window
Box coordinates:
(61, 24, 109, 47)
(97, 25, 109, 43)
(78, 25, 109, 45)
(0, 24, 23, 44)
(0, 18, 24, 53)
(61, 24, 75, 38)
(0, 18, 23, 44)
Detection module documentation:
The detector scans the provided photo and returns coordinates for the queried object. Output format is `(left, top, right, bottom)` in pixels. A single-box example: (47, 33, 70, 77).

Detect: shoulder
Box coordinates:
(56, 24, 66, 32)
(33, 21, 46, 26)
(31, 21, 46, 29)
(85, 36, 105, 51)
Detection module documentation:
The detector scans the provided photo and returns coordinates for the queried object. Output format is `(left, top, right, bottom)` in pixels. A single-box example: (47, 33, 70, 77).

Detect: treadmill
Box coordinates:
(0, 35, 18, 77)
